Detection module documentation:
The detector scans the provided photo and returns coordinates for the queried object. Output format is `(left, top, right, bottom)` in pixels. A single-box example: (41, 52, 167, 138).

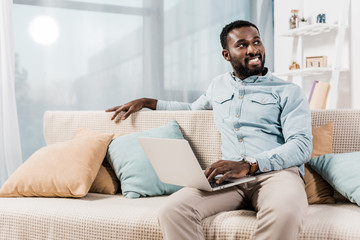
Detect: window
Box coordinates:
(14, 0, 273, 160)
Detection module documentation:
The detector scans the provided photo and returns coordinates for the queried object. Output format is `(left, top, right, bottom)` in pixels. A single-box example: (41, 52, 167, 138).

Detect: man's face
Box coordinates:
(222, 26, 265, 80)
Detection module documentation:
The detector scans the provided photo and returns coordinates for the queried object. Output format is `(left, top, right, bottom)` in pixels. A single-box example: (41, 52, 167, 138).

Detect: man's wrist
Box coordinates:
(143, 98, 158, 110)
(244, 156, 258, 175)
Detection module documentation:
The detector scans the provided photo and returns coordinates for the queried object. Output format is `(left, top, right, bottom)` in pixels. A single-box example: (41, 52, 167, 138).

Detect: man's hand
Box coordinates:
(204, 160, 250, 184)
(105, 98, 157, 120)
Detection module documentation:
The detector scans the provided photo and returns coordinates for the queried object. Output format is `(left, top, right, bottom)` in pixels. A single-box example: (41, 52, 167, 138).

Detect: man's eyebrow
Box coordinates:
(234, 36, 261, 44)
(234, 39, 247, 44)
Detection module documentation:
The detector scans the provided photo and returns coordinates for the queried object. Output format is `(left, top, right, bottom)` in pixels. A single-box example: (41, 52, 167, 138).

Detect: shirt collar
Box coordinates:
(230, 67, 271, 83)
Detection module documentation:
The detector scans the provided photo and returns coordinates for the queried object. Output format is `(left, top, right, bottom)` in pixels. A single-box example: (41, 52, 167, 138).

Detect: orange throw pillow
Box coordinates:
(89, 133, 126, 195)
(305, 122, 335, 204)
(0, 129, 113, 198)
(89, 159, 120, 194)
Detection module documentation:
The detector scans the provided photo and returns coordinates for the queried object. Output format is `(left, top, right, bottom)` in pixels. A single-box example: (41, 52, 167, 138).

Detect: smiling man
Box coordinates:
(107, 20, 312, 240)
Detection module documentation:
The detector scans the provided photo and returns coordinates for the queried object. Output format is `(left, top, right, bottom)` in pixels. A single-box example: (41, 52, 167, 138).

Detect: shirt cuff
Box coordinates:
(156, 100, 167, 110)
(252, 152, 271, 173)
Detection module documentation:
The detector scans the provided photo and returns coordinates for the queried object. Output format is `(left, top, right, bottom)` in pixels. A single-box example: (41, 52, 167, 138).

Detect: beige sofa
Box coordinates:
(1, 109, 360, 239)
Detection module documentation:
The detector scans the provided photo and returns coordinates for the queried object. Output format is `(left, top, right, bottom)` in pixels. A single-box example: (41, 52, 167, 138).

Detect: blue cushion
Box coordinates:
(309, 152, 360, 206)
(107, 120, 183, 198)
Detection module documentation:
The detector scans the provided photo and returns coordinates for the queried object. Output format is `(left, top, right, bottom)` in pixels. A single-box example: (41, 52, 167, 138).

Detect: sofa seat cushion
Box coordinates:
(0, 193, 165, 240)
(202, 204, 360, 240)
(1, 194, 360, 240)
(301, 204, 360, 239)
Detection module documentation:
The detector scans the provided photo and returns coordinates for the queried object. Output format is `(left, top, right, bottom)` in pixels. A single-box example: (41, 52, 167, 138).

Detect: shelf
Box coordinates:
(273, 67, 349, 77)
(279, 23, 338, 37)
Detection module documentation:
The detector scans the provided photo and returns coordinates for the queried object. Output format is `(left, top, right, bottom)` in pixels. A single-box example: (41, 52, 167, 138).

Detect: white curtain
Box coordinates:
(0, 0, 22, 186)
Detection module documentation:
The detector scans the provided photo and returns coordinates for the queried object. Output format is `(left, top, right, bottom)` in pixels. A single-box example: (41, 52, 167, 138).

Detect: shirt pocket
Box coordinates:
(248, 94, 279, 123)
(213, 92, 234, 121)
(250, 94, 278, 105)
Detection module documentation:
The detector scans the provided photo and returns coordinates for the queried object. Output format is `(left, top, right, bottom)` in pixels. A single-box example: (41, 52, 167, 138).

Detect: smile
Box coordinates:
(247, 56, 261, 66)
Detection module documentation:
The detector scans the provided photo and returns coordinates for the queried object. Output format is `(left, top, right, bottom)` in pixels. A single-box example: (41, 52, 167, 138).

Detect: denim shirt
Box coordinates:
(157, 69, 313, 177)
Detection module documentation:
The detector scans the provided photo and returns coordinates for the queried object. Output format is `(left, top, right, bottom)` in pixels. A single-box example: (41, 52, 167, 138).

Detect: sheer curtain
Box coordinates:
(13, 0, 273, 161)
(0, 0, 22, 186)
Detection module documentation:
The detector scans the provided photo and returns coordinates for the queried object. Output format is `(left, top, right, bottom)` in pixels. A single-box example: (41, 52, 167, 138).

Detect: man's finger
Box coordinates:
(111, 105, 130, 120)
(105, 106, 120, 112)
(121, 112, 130, 120)
(216, 171, 232, 184)
(111, 112, 119, 120)
(110, 108, 124, 120)
(121, 106, 135, 120)
(204, 166, 213, 177)
(207, 167, 224, 182)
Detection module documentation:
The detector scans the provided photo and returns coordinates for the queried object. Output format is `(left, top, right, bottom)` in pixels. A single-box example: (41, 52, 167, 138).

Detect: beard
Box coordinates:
(230, 52, 265, 79)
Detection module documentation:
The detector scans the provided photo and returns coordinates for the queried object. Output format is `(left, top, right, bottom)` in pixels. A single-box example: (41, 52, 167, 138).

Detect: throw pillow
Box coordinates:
(89, 159, 120, 194)
(107, 120, 183, 199)
(310, 122, 333, 159)
(309, 152, 360, 206)
(89, 133, 125, 195)
(0, 128, 114, 198)
(304, 122, 335, 204)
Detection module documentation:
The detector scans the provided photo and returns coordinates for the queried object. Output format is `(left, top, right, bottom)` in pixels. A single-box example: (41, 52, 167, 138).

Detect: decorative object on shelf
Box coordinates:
(289, 9, 300, 29)
(316, 14, 326, 23)
(289, 61, 300, 70)
(306, 56, 327, 68)
(299, 17, 309, 28)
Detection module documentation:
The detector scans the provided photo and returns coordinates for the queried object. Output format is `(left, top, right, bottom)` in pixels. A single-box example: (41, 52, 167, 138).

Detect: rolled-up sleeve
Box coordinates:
(156, 81, 214, 111)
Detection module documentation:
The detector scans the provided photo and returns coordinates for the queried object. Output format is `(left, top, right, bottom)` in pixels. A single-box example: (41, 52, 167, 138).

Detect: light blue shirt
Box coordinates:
(157, 69, 313, 176)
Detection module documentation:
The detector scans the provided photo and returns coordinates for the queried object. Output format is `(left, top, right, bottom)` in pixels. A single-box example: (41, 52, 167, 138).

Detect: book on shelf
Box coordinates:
(308, 81, 330, 110)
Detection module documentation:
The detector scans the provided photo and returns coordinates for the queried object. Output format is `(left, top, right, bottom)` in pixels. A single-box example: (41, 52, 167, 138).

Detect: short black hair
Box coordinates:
(220, 20, 260, 49)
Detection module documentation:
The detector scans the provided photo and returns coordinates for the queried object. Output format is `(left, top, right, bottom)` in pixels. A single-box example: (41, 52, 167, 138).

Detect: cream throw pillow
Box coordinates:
(305, 122, 335, 204)
(0, 128, 114, 198)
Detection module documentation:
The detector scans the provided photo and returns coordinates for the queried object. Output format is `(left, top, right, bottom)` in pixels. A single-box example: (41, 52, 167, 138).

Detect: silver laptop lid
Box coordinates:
(138, 137, 256, 191)
(138, 137, 213, 191)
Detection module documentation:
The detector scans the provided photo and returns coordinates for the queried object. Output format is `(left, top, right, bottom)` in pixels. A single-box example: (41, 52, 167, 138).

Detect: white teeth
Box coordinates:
(249, 57, 259, 63)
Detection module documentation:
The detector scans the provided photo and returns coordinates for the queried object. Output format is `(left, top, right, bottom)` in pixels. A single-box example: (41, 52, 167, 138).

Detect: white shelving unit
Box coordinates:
(275, 67, 348, 78)
(278, 23, 338, 37)
(274, 0, 350, 109)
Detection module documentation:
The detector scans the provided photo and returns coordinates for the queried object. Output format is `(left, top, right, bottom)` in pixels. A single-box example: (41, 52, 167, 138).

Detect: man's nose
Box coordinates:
(246, 44, 258, 55)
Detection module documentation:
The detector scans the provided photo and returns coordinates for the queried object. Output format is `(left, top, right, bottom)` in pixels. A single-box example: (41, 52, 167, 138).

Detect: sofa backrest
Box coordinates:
(44, 109, 360, 168)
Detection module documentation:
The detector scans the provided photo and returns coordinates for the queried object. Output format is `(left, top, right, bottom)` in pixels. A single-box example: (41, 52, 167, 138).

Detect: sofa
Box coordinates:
(0, 109, 360, 240)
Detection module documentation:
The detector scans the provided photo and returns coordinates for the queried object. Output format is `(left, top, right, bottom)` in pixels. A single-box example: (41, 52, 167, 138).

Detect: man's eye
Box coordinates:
(238, 44, 245, 48)
(254, 40, 261, 45)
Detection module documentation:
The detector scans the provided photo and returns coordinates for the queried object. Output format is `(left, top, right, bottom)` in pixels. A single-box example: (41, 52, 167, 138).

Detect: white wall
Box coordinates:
(350, 0, 360, 108)
(274, 0, 358, 108)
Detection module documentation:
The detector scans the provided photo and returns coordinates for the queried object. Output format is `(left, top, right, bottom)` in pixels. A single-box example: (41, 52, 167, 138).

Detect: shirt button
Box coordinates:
(242, 82, 245, 86)
(239, 95, 243, 99)
(238, 138, 243, 142)
(263, 168, 267, 171)
(261, 100, 265, 103)
(235, 128, 239, 131)
(241, 154, 245, 158)
(236, 114, 239, 118)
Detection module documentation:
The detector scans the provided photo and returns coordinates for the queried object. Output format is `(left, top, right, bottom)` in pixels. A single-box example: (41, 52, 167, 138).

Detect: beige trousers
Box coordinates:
(158, 167, 308, 240)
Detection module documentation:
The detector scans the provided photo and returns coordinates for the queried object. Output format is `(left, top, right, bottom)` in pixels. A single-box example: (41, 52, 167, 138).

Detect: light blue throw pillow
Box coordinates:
(309, 152, 360, 206)
(107, 120, 183, 199)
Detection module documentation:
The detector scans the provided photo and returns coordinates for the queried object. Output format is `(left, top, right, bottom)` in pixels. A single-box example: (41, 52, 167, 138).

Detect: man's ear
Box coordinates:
(222, 49, 230, 62)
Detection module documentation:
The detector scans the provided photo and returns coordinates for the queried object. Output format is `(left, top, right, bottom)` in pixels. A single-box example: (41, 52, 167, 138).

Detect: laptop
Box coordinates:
(138, 137, 256, 191)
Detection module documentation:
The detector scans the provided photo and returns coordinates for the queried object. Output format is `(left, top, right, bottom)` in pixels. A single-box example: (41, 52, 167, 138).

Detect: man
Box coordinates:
(106, 20, 312, 240)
